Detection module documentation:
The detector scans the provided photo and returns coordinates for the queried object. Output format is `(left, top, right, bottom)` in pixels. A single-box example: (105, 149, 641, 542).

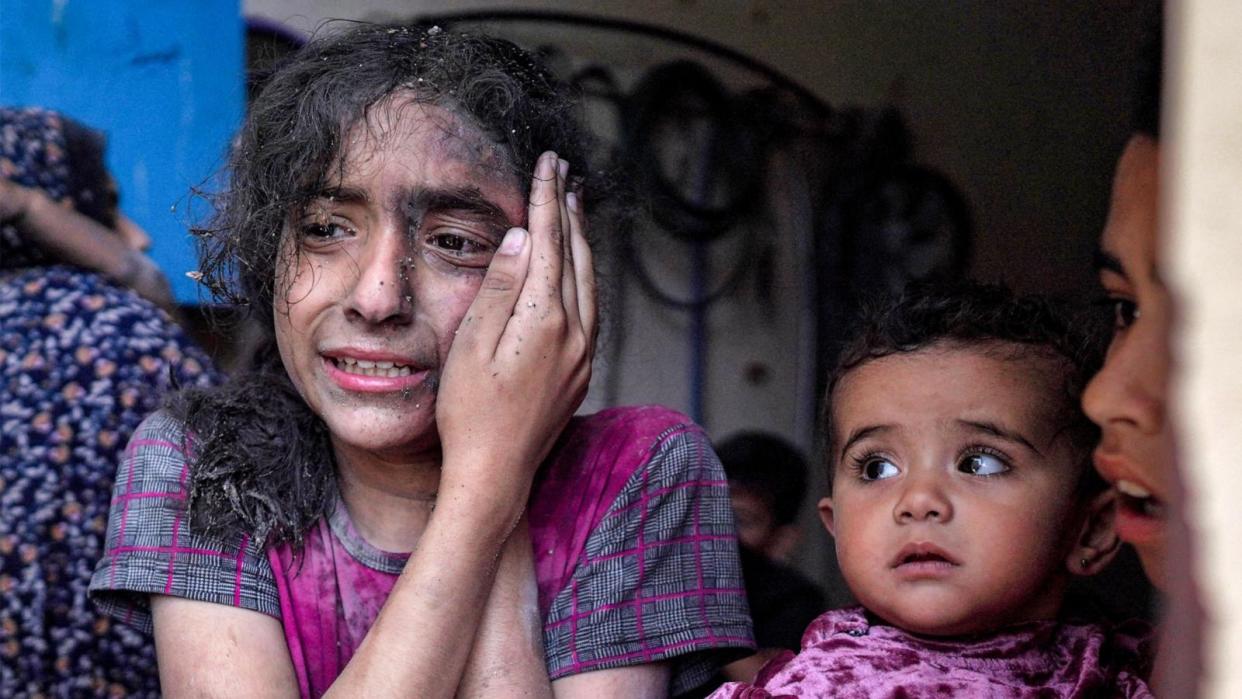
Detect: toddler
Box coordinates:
(711, 281, 1153, 698)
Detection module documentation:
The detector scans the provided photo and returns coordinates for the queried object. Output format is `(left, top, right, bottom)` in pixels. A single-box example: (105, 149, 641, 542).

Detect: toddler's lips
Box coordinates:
(891, 542, 959, 569)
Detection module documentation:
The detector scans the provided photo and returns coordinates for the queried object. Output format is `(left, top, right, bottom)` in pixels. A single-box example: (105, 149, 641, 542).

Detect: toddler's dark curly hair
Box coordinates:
(822, 280, 1107, 495)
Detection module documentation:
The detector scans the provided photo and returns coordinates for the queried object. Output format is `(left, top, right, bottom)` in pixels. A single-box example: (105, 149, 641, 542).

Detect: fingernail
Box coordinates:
(498, 227, 527, 255)
(558, 159, 569, 179)
(566, 192, 580, 213)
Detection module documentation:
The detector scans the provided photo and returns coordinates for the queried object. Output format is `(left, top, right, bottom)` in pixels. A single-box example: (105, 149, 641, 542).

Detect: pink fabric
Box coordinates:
(526, 406, 676, 612)
(266, 405, 742, 697)
(708, 607, 1154, 698)
(268, 517, 396, 696)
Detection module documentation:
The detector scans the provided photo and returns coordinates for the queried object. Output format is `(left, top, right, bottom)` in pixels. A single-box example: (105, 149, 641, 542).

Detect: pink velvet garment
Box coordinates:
(709, 607, 1154, 698)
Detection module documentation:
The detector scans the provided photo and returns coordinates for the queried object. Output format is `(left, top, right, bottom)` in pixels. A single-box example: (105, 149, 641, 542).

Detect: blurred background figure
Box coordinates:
(719, 431, 811, 564)
(716, 432, 826, 678)
(0, 106, 218, 696)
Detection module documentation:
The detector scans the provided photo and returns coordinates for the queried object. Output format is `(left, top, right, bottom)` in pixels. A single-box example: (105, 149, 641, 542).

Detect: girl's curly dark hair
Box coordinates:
(821, 280, 1108, 495)
(172, 22, 606, 545)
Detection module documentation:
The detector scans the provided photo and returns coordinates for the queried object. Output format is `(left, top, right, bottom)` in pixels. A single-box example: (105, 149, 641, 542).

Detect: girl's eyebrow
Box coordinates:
(405, 186, 510, 225)
(315, 185, 370, 205)
(957, 419, 1041, 456)
(839, 424, 893, 460)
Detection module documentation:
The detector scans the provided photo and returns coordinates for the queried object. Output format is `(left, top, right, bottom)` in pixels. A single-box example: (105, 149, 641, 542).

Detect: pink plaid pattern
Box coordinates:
(90, 413, 278, 630)
(91, 407, 752, 694)
(533, 408, 754, 694)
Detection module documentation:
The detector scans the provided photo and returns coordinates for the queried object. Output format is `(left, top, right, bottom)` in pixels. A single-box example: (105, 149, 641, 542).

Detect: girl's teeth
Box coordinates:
(334, 358, 413, 378)
(1116, 479, 1152, 499)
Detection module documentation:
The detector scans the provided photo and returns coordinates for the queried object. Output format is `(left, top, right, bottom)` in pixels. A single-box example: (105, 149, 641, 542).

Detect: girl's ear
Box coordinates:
(817, 496, 837, 538)
(1067, 489, 1122, 576)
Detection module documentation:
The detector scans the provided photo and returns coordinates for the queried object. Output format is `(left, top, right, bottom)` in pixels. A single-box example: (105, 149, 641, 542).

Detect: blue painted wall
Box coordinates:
(0, 1, 243, 303)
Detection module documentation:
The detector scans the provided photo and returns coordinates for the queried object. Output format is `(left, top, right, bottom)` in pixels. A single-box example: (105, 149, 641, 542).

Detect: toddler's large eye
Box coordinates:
(958, 453, 1008, 476)
(861, 458, 900, 481)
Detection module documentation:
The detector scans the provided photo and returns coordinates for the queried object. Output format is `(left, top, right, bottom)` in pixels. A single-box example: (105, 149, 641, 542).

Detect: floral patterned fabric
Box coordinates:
(0, 106, 220, 697)
(1, 107, 76, 270)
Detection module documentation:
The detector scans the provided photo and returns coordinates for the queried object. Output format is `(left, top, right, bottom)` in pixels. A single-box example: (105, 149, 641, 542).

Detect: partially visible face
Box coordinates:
(730, 486, 777, 554)
(274, 96, 525, 464)
(1081, 135, 1171, 588)
(101, 176, 151, 251)
(820, 345, 1085, 636)
(115, 213, 152, 252)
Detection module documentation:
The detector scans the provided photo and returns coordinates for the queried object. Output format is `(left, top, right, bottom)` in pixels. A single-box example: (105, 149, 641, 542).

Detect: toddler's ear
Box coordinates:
(817, 497, 837, 538)
(1068, 489, 1122, 576)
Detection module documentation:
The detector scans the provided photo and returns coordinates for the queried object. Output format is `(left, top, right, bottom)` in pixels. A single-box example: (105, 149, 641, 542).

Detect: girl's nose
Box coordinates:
(344, 231, 415, 326)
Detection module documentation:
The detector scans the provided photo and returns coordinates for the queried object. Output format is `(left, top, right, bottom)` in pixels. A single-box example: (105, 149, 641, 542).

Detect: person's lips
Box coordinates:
(321, 348, 432, 393)
(1093, 449, 1167, 547)
(891, 542, 959, 579)
(330, 355, 417, 378)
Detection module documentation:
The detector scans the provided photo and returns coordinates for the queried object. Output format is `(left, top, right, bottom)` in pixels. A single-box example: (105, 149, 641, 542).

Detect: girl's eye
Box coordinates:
(301, 221, 351, 241)
(958, 453, 1009, 476)
(428, 232, 485, 254)
(424, 229, 496, 269)
(861, 458, 900, 481)
(1109, 297, 1140, 332)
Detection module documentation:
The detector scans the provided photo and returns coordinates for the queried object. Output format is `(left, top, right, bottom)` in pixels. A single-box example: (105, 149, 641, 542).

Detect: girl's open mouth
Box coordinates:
(330, 356, 415, 378)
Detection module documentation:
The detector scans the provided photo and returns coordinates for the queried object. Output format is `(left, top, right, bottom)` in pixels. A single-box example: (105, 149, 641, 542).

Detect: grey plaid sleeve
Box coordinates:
(88, 412, 279, 633)
(543, 422, 755, 694)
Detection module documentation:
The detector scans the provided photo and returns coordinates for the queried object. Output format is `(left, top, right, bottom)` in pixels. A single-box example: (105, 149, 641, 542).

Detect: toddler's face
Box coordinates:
(820, 344, 1085, 636)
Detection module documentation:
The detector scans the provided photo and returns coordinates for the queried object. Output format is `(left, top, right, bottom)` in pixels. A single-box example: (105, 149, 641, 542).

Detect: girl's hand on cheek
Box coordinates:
(437, 151, 596, 512)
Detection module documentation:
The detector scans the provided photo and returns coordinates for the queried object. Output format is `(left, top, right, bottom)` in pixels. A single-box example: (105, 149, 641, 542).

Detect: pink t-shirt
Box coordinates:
(92, 406, 754, 696)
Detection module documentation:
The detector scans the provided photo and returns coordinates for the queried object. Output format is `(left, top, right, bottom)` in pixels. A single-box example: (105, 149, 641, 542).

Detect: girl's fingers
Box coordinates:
(520, 152, 563, 310)
(557, 159, 580, 323)
(566, 188, 595, 340)
(457, 227, 531, 358)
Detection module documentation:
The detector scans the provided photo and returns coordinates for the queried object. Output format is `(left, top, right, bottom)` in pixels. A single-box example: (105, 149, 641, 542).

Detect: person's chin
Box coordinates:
(321, 403, 437, 448)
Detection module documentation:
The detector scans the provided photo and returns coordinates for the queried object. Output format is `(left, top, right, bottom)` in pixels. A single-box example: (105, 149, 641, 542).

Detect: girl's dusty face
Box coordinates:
(1082, 135, 1172, 588)
(273, 96, 526, 463)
